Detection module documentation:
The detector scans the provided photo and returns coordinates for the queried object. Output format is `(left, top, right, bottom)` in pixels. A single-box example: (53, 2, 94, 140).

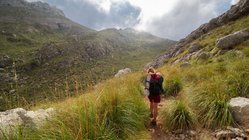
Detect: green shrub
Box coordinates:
(163, 77, 183, 96)
(161, 100, 195, 131)
(192, 88, 234, 128)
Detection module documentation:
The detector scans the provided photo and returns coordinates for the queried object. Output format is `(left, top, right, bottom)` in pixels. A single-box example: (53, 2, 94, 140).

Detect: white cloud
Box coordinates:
(129, 0, 230, 40)
(230, 0, 240, 5)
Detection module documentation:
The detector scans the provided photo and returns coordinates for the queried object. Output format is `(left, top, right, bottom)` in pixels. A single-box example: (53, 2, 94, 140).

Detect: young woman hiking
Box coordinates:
(144, 67, 164, 125)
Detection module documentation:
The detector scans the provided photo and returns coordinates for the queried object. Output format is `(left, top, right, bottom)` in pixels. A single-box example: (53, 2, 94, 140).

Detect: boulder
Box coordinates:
(22, 108, 55, 127)
(198, 52, 210, 60)
(115, 68, 131, 77)
(0, 107, 54, 133)
(188, 42, 203, 53)
(217, 28, 249, 49)
(229, 97, 249, 127)
(0, 108, 26, 132)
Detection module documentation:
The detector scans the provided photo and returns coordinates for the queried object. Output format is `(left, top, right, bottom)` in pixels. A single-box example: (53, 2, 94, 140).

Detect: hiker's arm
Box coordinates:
(144, 75, 150, 89)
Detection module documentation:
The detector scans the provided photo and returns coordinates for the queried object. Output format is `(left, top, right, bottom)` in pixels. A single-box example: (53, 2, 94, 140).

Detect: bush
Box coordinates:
(163, 77, 183, 96)
(160, 100, 195, 131)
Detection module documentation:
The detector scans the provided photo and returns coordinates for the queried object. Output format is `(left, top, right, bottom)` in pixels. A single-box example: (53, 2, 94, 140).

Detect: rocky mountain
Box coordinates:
(0, 0, 93, 34)
(0, 0, 176, 110)
(151, 0, 249, 67)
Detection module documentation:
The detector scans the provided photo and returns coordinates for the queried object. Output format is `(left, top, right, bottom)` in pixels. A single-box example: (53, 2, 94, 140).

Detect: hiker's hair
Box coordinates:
(147, 67, 156, 74)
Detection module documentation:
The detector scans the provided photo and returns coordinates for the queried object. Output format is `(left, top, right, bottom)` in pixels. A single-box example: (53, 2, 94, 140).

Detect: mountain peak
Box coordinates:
(0, 0, 64, 17)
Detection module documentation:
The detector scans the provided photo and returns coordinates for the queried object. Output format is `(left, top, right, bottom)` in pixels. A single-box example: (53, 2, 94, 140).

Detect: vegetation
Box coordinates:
(1, 1, 249, 139)
(1, 73, 148, 139)
(160, 100, 195, 130)
(163, 76, 183, 97)
(0, 6, 175, 111)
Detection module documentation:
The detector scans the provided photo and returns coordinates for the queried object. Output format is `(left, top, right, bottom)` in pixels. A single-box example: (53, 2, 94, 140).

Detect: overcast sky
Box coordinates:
(26, 0, 240, 40)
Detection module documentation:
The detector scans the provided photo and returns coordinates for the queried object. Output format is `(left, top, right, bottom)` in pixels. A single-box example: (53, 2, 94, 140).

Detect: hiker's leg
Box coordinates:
(150, 101, 153, 115)
(153, 103, 158, 121)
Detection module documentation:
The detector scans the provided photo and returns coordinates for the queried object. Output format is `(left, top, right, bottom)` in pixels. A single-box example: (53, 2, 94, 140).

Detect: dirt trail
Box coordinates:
(144, 97, 170, 140)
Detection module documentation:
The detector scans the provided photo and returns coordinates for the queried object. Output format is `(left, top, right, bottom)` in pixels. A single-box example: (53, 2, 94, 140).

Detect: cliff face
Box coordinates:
(151, 0, 249, 67)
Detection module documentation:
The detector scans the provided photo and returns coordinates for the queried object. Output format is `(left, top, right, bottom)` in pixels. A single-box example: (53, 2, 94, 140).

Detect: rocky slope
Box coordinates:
(0, 0, 93, 34)
(0, 0, 176, 111)
(151, 0, 249, 67)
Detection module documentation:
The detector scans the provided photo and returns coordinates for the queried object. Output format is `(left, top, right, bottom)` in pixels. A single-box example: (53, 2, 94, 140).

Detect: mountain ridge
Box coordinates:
(151, 0, 249, 67)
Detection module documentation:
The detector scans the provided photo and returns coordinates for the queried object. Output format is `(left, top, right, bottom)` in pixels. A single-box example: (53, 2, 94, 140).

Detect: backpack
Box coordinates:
(149, 74, 163, 95)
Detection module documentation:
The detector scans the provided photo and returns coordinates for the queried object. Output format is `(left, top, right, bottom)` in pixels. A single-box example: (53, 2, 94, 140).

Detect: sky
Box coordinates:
(26, 0, 240, 40)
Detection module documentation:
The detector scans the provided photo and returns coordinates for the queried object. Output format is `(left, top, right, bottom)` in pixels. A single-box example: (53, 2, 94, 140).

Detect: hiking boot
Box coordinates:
(150, 113, 153, 118)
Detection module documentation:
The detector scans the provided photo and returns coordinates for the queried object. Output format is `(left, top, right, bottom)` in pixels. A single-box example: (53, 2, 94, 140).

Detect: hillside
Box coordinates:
(0, 0, 176, 111)
(1, 0, 248, 140)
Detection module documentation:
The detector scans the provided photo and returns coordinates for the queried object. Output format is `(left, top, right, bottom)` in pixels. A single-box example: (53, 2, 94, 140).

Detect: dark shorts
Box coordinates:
(148, 94, 161, 103)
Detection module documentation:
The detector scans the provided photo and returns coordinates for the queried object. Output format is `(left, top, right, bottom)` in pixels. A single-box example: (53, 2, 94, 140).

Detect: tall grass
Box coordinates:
(0, 73, 148, 140)
(191, 79, 234, 128)
(163, 77, 183, 96)
(160, 100, 195, 131)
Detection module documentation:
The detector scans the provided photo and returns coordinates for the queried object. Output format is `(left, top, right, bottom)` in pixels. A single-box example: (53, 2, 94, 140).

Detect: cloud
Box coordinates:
(25, 0, 233, 40)
(39, 0, 141, 30)
(230, 0, 240, 5)
(132, 0, 231, 40)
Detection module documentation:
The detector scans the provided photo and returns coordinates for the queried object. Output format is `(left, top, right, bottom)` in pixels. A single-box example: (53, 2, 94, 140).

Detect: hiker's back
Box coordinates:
(149, 74, 163, 95)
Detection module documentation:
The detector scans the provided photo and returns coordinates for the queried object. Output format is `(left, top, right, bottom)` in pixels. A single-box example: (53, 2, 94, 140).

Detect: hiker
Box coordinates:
(144, 67, 164, 125)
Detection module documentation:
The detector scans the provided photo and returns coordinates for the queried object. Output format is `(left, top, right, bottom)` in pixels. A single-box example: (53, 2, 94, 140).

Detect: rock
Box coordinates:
(151, 0, 249, 67)
(172, 59, 181, 65)
(0, 107, 54, 133)
(217, 28, 249, 49)
(227, 126, 247, 138)
(114, 68, 131, 77)
(198, 52, 210, 60)
(180, 62, 191, 68)
(23, 108, 54, 127)
(229, 97, 249, 128)
(188, 42, 203, 53)
(34, 43, 61, 66)
(173, 48, 184, 57)
(215, 127, 248, 140)
(215, 130, 236, 139)
(216, 49, 229, 56)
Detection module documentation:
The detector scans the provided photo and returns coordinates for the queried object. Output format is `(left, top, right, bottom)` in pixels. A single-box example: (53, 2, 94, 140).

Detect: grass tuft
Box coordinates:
(160, 100, 195, 131)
